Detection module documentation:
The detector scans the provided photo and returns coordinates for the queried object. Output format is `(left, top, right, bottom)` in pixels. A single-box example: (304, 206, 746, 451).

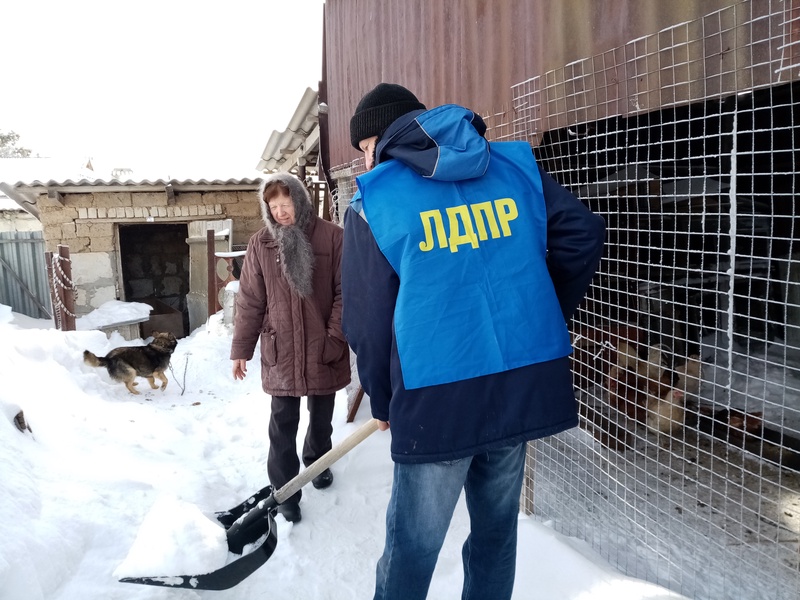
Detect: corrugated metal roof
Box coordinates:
(1, 176, 263, 217)
(0, 155, 265, 194)
(11, 177, 263, 191)
(256, 87, 320, 173)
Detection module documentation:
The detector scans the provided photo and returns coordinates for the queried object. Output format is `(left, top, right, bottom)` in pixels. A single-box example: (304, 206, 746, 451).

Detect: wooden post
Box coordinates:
(57, 245, 76, 331)
(321, 184, 331, 223)
(207, 229, 220, 316)
(44, 250, 60, 330)
(346, 386, 365, 423)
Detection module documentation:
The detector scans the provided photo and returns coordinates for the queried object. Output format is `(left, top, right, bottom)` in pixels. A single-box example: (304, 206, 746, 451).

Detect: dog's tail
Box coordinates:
(83, 350, 107, 368)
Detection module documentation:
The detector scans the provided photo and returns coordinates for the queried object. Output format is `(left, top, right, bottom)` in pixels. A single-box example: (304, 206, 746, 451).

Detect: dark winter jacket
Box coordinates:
(231, 173, 350, 397)
(342, 104, 605, 464)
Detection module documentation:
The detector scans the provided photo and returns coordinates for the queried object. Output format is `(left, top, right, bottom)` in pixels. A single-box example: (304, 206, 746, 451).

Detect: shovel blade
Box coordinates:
(120, 419, 378, 589)
(120, 513, 278, 590)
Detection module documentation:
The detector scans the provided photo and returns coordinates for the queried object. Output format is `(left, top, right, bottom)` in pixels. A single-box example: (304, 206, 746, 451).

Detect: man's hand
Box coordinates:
(377, 420, 390, 431)
(232, 359, 248, 380)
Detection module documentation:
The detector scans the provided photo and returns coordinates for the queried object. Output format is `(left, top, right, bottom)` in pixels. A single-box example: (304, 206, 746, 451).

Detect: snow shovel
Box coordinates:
(119, 417, 379, 590)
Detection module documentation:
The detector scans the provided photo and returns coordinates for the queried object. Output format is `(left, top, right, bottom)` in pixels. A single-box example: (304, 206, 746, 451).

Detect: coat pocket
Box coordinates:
(262, 328, 278, 366)
(321, 334, 346, 365)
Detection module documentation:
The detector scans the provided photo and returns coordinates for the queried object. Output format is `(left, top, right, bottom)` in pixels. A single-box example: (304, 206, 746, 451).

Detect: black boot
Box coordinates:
(312, 468, 334, 490)
(277, 502, 301, 523)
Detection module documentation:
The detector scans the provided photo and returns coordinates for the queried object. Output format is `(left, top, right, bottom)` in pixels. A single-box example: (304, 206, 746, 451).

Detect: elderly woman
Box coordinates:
(231, 172, 350, 523)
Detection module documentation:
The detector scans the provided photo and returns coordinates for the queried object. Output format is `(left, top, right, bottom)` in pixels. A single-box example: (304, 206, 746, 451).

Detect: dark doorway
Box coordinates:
(118, 223, 189, 337)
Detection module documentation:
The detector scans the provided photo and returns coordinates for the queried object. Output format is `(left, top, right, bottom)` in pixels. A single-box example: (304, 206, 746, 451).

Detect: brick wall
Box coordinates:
(32, 185, 262, 319)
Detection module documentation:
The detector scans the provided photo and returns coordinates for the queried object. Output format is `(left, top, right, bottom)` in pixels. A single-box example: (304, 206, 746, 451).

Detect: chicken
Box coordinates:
(675, 354, 702, 396)
(614, 341, 639, 371)
(727, 408, 763, 434)
(646, 389, 686, 435)
(607, 364, 648, 422)
(637, 344, 669, 388)
(633, 343, 681, 399)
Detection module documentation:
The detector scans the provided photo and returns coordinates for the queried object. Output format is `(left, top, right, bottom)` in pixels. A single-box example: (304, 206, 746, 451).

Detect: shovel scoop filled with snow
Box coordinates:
(118, 418, 377, 590)
(115, 492, 278, 590)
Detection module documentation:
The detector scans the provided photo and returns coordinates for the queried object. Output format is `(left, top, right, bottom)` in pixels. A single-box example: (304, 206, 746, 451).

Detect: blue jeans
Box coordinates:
(374, 443, 526, 600)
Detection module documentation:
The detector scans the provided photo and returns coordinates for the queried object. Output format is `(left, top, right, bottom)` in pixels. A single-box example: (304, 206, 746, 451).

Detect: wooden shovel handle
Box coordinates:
(274, 418, 379, 504)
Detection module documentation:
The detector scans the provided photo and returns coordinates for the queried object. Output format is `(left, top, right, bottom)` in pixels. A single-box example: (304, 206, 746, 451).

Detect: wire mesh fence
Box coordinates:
(330, 3, 799, 596)
(517, 1, 800, 598)
(329, 157, 364, 225)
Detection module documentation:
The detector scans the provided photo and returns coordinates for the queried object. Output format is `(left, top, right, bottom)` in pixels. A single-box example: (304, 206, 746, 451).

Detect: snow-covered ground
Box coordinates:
(1, 301, 693, 599)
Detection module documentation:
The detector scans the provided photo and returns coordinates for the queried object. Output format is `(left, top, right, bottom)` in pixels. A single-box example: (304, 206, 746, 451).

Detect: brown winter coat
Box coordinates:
(231, 177, 350, 396)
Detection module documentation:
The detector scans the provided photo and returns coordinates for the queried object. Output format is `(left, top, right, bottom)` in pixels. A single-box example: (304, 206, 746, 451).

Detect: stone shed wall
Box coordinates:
(0, 208, 41, 233)
(33, 185, 263, 320)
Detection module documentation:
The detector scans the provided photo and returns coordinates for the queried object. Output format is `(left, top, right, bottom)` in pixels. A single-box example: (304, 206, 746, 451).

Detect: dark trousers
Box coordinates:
(267, 393, 335, 505)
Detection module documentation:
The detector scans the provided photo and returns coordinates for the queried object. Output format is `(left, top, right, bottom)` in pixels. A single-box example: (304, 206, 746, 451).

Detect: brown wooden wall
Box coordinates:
(322, 0, 740, 169)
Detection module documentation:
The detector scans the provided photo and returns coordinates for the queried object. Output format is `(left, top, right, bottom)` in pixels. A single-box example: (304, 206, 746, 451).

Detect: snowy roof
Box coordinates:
(0, 157, 263, 191)
(11, 177, 263, 191)
(0, 156, 263, 218)
(0, 195, 21, 211)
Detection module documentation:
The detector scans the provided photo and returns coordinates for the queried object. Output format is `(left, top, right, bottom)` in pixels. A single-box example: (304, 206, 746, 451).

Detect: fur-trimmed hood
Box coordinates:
(258, 172, 315, 233)
(257, 173, 315, 297)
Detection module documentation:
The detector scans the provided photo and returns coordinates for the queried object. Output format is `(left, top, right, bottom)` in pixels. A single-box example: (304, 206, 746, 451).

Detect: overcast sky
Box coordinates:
(1, 0, 323, 178)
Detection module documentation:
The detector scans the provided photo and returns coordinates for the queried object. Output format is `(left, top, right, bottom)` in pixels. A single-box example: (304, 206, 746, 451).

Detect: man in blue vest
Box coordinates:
(342, 83, 605, 600)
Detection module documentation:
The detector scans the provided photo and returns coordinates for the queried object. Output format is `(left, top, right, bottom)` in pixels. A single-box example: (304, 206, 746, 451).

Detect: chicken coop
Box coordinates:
(523, 4, 800, 598)
(327, 1, 799, 598)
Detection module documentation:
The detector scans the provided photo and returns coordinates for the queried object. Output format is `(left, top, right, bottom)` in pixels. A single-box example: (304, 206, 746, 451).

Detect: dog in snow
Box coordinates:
(83, 332, 178, 395)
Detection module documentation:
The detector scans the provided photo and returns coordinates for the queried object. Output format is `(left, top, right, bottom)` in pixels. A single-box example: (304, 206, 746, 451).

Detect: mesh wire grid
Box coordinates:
(331, 4, 800, 595)
(518, 2, 800, 598)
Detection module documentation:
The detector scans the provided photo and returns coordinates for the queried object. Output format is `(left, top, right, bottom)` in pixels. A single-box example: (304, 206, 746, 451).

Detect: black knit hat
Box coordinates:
(350, 83, 426, 150)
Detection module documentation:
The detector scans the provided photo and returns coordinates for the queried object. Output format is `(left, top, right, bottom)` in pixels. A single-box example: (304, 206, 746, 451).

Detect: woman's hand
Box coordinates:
(232, 359, 248, 380)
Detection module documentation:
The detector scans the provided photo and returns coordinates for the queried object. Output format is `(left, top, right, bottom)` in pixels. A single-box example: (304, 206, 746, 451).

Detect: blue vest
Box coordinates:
(357, 142, 572, 389)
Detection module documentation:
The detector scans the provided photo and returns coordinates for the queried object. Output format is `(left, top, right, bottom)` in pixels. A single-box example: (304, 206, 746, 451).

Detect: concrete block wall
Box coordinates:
(33, 186, 262, 319)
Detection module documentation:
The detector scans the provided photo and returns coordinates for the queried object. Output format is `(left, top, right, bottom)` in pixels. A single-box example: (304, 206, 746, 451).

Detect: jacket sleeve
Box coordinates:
(540, 166, 606, 322)
(230, 235, 267, 361)
(341, 205, 398, 421)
